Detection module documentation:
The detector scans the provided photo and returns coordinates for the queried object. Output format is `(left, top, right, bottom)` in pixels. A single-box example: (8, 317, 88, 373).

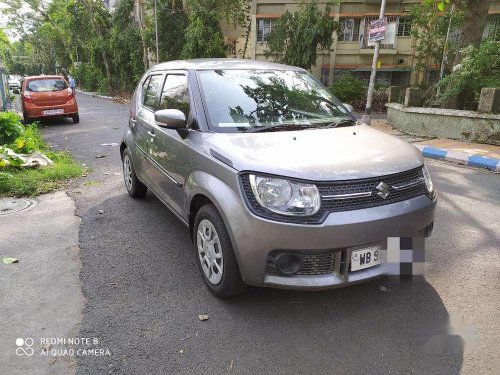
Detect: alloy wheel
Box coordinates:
(123, 155, 133, 192)
(196, 219, 224, 285)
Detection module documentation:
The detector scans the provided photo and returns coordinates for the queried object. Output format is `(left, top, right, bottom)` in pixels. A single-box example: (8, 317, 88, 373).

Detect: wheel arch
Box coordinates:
(184, 171, 244, 269)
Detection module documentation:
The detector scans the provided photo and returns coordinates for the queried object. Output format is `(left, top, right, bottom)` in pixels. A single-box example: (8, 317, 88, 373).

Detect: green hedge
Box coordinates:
(328, 74, 367, 103)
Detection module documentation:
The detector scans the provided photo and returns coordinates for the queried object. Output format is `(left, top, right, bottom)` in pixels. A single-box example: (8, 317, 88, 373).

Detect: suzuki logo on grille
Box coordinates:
(375, 182, 391, 199)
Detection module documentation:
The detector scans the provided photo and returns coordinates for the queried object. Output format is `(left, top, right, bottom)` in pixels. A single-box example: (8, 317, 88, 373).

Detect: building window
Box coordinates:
(257, 19, 275, 42)
(483, 17, 500, 41)
(397, 18, 412, 37)
(339, 19, 361, 42)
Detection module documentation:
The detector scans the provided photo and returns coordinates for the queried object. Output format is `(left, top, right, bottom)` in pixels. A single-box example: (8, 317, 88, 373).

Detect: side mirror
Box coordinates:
(13, 89, 20, 95)
(155, 109, 187, 129)
(343, 103, 354, 113)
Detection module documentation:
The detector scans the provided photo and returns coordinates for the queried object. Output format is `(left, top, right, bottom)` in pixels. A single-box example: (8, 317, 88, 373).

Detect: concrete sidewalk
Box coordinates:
(372, 120, 500, 171)
(0, 192, 83, 375)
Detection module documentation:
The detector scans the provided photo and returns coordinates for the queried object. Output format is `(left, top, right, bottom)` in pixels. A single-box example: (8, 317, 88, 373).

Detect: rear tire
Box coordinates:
(122, 148, 147, 198)
(23, 113, 31, 124)
(72, 114, 80, 124)
(193, 204, 247, 298)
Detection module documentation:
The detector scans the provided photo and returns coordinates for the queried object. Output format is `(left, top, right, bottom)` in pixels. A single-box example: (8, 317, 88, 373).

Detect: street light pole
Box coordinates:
(155, 0, 159, 64)
(362, 0, 387, 125)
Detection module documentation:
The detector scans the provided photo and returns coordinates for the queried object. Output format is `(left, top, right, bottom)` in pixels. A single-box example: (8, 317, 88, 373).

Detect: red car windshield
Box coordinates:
(27, 78, 68, 92)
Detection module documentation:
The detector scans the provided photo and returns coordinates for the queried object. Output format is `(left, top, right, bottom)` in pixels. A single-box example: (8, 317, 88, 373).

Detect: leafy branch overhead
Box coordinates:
(1, 0, 250, 94)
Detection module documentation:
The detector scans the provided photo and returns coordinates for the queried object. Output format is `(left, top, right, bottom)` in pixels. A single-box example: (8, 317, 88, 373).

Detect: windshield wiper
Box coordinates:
(322, 118, 357, 128)
(249, 123, 315, 133)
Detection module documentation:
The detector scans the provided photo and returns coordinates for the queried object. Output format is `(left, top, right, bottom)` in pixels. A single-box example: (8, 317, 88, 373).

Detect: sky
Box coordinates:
(0, 1, 31, 41)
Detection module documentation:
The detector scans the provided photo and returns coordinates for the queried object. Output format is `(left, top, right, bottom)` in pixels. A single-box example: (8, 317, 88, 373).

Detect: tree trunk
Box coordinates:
(449, 0, 490, 109)
(136, 0, 150, 70)
(454, 0, 490, 65)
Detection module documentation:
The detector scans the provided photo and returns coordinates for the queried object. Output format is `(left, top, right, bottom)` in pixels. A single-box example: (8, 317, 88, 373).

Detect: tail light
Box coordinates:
(22, 91, 33, 103)
(66, 87, 74, 101)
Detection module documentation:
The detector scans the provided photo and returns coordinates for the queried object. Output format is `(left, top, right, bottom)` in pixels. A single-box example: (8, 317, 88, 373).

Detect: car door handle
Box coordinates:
(147, 131, 156, 138)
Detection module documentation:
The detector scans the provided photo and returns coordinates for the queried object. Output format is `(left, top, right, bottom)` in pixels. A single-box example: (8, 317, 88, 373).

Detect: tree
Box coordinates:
(454, 0, 490, 62)
(264, 0, 339, 70)
(437, 41, 500, 105)
(79, 0, 112, 92)
(407, 0, 463, 85)
(181, 9, 227, 58)
(181, 0, 248, 59)
(109, 0, 146, 92)
(0, 28, 12, 70)
(144, 0, 188, 63)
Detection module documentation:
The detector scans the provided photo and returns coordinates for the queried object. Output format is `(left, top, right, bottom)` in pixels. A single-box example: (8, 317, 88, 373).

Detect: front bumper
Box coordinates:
(228, 194, 436, 289)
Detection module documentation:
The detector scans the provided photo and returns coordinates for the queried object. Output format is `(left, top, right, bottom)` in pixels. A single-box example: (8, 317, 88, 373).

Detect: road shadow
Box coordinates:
(77, 192, 463, 375)
(30, 116, 75, 127)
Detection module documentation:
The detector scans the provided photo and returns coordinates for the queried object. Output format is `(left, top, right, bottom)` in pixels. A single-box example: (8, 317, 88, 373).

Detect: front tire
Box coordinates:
(122, 148, 147, 198)
(194, 204, 247, 298)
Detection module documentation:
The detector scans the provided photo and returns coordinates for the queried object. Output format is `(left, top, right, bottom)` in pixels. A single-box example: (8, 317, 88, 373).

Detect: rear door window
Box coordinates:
(27, 78, 67, 92)
(143, 74, 163, 110)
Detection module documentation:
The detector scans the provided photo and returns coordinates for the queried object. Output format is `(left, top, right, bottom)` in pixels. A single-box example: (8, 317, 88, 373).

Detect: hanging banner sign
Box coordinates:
(369, 18, 387, 43)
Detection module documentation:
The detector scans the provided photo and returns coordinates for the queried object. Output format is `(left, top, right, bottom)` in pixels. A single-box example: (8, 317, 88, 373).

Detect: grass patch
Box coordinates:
(83, 179, 101, 187)
(0, 151, 84, 197)
(0, 115, 84, 197)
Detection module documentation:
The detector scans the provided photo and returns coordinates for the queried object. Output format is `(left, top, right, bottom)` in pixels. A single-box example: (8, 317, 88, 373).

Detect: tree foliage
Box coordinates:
(328, 74, 366, 103)
(436, 41, 500, 103)
(181, 0, 248, 59)
(407, 0, 464, 78)
(2, 0, 250, 94)
(264, 1, 339, 70)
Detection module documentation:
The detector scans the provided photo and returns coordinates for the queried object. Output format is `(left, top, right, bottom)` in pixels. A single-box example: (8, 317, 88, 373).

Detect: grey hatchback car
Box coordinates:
(121, 59, 436, 298)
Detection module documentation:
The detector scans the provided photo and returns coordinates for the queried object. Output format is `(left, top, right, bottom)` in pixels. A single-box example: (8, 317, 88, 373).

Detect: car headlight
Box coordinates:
(248, 174, 320, 216)
(422, 164, 435, 198)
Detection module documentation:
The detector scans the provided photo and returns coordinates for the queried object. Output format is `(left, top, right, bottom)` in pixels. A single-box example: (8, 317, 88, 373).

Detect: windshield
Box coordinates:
(27, 78, 67, 92)
(198, 69, 354, 133)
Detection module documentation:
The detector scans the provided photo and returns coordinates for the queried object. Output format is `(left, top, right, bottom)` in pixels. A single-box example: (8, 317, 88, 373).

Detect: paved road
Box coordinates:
(42, 93, 500, 375)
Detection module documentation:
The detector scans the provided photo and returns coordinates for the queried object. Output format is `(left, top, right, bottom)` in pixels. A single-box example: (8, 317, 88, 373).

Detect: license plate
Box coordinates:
(43, 109, 64, 115)
(350, 245, 384, 271)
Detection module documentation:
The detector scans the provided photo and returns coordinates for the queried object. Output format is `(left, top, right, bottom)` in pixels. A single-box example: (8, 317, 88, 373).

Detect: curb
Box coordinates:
(414, 145, 500, 171)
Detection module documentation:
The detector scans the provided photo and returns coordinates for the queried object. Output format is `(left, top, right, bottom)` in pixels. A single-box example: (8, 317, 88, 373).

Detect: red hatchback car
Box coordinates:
(21, 75, 79, 124)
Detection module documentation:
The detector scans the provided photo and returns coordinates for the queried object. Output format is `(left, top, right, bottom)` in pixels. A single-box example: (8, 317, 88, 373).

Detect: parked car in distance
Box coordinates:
(21, 75, 79, 124)
(8, 77, 21, 91)
(121, 59, 437, 298)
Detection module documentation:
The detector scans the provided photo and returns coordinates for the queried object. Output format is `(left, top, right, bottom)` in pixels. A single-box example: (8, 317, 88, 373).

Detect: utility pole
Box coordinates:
(362, 0, 387, 125)
(155, 0, 159, 64)
(437, 3, 455, 96)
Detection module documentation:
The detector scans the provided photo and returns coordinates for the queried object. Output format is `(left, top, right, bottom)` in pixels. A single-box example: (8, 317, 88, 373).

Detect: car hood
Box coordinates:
(205, 124, 423, 181)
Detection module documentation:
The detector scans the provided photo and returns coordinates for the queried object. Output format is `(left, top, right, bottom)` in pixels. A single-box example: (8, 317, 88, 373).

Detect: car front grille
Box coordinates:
(267, 253, 335, 276)
(240, 166, 428, 224)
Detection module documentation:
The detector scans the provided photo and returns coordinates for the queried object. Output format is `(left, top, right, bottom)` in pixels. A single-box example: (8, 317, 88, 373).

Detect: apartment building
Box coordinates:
(222, 0, 500, 86)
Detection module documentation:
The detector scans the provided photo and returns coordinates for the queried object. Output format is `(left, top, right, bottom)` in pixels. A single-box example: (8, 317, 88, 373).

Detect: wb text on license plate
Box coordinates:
(43, 109, 64, 115)
(350, 245, 384, 271)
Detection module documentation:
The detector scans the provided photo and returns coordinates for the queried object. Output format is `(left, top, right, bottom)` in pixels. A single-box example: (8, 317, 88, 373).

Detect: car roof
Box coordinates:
(150, 58, 306, 73)
(25, 75, 65, 81)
